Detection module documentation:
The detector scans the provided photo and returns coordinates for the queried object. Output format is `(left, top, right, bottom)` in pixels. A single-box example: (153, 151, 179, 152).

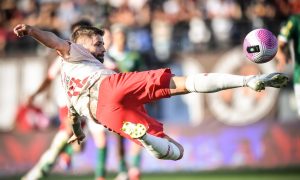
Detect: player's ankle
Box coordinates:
(244, 75, 255, 87)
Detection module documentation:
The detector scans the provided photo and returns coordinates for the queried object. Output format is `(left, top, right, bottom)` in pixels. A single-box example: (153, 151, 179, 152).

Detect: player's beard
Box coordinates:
(98, 56, 104, 63)
(94, 53, 104, 63)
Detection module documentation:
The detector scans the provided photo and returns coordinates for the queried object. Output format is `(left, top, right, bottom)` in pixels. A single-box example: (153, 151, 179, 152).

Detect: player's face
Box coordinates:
(85, 35, 106, 63)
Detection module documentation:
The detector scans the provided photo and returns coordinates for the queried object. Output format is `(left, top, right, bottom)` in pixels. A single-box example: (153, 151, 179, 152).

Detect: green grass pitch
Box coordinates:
(5, 167, 300, 180)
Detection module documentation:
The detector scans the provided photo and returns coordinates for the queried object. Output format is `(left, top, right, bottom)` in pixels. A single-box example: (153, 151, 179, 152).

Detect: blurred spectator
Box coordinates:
(57, 0, 80, 38)
(1, 0, 26, 55)
(108, 0, 136, 27)
(205, 0, 242, 48)
(25, 1, 63, 36)
(76, 0, 109, 30)
(289, 0, 300, 14)
(188, 1, 211, 49)
(151, 1, 173, 62)
(0, 0, 297, 62)
(108, 23, 146, 72)
(169, 0, 199, 53)
(0, 13, 7, 56)
(2, 0, 295, 63)
(245, 0, 282, 34)
(17, 0, 39, 17)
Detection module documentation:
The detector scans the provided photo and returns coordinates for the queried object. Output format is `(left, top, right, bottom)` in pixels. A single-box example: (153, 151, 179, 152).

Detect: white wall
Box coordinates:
(0, 57, 56, 131)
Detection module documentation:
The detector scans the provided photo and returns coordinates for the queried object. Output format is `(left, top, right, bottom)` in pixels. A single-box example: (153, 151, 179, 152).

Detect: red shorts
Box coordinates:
(58, 106, 68, 130)
(96, 68, 172, 143)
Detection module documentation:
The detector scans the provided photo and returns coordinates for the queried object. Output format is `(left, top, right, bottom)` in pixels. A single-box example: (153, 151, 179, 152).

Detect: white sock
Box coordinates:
(138, 133, 181, 160)
(165, 142, 181, 160)
(185, 73, 252, 93)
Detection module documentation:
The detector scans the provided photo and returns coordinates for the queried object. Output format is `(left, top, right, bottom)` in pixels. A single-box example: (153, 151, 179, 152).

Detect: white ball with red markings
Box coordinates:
(243, 28, 278, 63)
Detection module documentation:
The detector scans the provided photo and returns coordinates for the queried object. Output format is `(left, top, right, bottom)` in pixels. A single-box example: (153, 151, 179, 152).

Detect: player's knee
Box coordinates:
(169, 76, 188, 95)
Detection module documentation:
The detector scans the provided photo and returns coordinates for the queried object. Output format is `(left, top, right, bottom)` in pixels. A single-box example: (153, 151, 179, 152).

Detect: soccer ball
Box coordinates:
(243, 28, 278, 63)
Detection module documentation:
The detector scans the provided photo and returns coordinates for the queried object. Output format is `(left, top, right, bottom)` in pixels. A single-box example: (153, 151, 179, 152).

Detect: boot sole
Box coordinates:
(122, 122, 147, 139)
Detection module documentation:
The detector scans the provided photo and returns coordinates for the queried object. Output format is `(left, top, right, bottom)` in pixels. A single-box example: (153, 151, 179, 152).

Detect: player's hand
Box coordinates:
(13, 24, 32, 37)
(67, 133, 86, 145)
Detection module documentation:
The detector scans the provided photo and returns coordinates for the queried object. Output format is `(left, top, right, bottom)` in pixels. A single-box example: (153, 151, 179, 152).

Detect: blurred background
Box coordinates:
(1, 0, 300, 179)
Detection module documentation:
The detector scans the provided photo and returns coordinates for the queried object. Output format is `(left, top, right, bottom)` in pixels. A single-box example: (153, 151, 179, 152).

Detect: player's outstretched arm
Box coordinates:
(276, 40, 289, 71)
(13, 24, 69, 57)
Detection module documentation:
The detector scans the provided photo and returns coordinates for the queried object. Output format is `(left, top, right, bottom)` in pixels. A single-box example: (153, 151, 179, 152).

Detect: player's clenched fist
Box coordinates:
(13, 24, 32, 37)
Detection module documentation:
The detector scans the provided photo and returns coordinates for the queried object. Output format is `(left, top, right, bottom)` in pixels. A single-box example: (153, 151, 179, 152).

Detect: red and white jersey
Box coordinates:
(61, 42, 115, 116)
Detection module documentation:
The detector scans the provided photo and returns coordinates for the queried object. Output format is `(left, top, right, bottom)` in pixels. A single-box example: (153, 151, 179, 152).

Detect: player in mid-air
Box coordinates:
(21, 20, 110, 180)
(13, 24, 288, 161)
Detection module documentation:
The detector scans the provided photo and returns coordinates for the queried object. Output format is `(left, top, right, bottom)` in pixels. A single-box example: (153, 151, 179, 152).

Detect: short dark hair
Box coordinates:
(71, 26, 105, 43)
(71, 19, 92, 32)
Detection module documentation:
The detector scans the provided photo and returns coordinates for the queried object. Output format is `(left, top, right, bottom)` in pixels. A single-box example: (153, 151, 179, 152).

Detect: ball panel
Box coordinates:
(257, 29, 277, 49)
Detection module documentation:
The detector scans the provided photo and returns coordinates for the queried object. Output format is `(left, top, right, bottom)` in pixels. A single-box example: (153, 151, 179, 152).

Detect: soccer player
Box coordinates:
(276, 14, 300, 117)
(13, 24, 288, 161)
(108, 24, 144, 180)
(22, 20, 109, 180)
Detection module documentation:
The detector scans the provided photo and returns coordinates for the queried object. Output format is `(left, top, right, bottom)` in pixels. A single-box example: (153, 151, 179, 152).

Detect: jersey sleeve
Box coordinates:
(64, 42, 96, 62)
(278, 16, 297, 43)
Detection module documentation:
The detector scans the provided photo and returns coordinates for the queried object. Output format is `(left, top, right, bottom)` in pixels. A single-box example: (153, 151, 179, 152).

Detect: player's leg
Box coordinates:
(57, 106, 74, 170)
(96, 104, 183, 161)
(120, 107, 183, 161)
(122, 122, 183, 160)
(22, 106, 71, 180)
(87, 119, 108, 180)
(58, 145, 73, 170)
(114, 136, 129, 180)
(116, 70, 286, 160)
(116, 136, 127, 174)
(128, 143, 142, 180)
(95, 69, 184, 161)
(169, 72, 289, 95)
(21, 130, 70, 180)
